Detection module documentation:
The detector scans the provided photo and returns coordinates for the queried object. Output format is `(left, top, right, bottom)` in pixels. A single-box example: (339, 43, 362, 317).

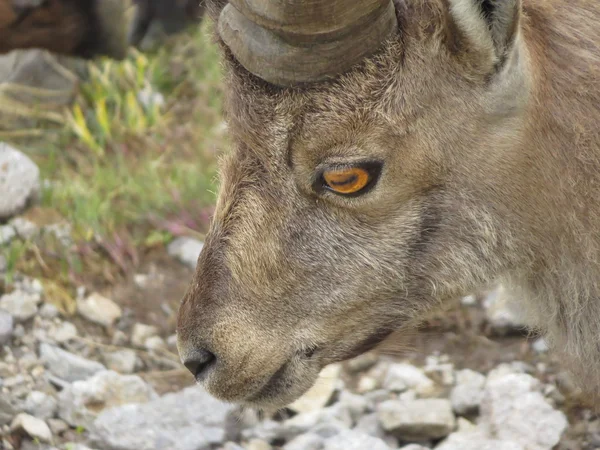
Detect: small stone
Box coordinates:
(24, 391, 57, 420)
(289, 364, 341, 414)
(450, 369, 486, 415)
(102, 349, 137, 374)
(111, 330, 129, 346)
(131, 323, 159, 348)
(10, 413, 52, 443)
(0, 225, 16, 245)
(59, 370, 157, 428)
(89, 385, 234, 450)
(0, 290, 40, 322)
(145, 335, 167, 351)
(38, 304, 59, 319)
(378, 399, 456, 440)
(0, 397, 17, 426)
(323, 429, 390, 450)
(223, 443, 245, 450)
(47, 418, 68, 435)
(337, 391, 368, 422)
(357, 376, 379, 393)
(167, 237, 204, 268)
(382, 363, 435, 394)
(480, 372, 568, 450)
(355, 413, 387, 440)
(77, 293, 122, 328)
(10, 217, 39, 240)
(0, 144, 40, 220)
(241, 419, 285, 442)
(246, 439, 273, 450)
(532, 337, 549, 353)
(50, 321, 77, 343)
(40, 343, 106, 382)
(0, 309, 14, 345)
(483, 286, 528, 335)
(167, 334, 178, 349)
(461, 295, 477, 306)
(284, 433, 324, 450)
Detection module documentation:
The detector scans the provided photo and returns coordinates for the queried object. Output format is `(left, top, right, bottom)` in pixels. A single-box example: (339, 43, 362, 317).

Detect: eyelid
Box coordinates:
(313, 160, 384, 197)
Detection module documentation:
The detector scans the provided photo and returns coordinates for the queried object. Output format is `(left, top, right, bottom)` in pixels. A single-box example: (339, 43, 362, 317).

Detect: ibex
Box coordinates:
(176, 0, 600, 409)
(0, 0, 204, 57)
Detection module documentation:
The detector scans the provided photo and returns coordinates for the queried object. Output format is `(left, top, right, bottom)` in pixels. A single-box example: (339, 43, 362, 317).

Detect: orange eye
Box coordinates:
(322, 167, 371, 194)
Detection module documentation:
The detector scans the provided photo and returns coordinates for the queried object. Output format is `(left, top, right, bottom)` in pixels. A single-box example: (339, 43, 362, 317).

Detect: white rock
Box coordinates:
(323, 429, 389, 450)
(10, 217, 39, 239)
(532, 337, 549, 353)
(144, 335, 167, 351)
(400, 446, 431, 450)
(480, 373, 568, 450)
(131, 323, 159, 348)
(38, 303, 59, 319)
(483, 286, 528, 335)
(284, 433, 325, 450)
(0, 290, 40, 322)
(77, 293, 122, 327)
(289, 364, 341, 414)
(378, 398, 456, 440)
(0, 144, 40, 219)
(50, 321, 77, 343)
(40, 343, 106, 382)
(355, 413, 387, 440)
(0, 225, 16, 245)
(0, 309, 14, 345)
(167, 237, 204, 269)
(382, 363, 435, 394)
(24, 391, 58, 420)
(102, 349, 137, 374)
(450, 369, 486, 415)
(10, 413, 52, 443)
(58, 370, 157, 428)
(436, 431, 525, 450)
(246, 440, 273, 450)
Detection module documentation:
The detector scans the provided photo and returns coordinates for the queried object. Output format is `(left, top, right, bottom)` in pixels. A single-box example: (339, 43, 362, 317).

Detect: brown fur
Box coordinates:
(177, 0, 600, 409)
(0, 0, 126, 57)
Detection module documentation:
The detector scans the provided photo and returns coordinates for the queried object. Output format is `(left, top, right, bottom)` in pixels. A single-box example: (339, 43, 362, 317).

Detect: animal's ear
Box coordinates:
(448, 0, 522, 72)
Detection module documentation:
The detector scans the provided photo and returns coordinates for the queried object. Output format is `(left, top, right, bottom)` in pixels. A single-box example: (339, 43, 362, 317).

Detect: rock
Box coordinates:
(450, 369, 486, 415)
(58, 370, 157, 429)
(10, 413, 52, 443)
(323, 429, 390, 450)
(480, 372, 568, 450)
(284, 433, 325, 450)
(38, 303, 60, 319)
(223, 443, 245, 450)
(167, 237, 204, 268)
(531, 337, 549, 353)
(0, 224, 16, 245)
(0, 309, 14, 345)
(289, 364, 341, 414)
(436, 431, 525, 450)
(144, 335, 167, 351)
(40, 343, 106, 382)
(246, 440, 273, 450)
(337, 390, 368, 422)
(131, 323, 159, 348)
(483, 286, 528, 335)
(0, 397, 17, 426)
(10, 217, 39, 239)
(77, 293, 122, 328)
(355, 413, 387, 440)
(241, 419, 285, 442)
(24, 391, 57, 420)
(0, 144, 40, 219)
(0, 290, 40, 322)
(399, 446, 430, 450)
(90, 385, 235, 450)
(382, 363, 435, 394)
(378, 399, 456, 440)
(103, 350, 137, 374)
(50, 321, 77, 343)
(47, 418, 68, 435)
(281, 404, 352, 441)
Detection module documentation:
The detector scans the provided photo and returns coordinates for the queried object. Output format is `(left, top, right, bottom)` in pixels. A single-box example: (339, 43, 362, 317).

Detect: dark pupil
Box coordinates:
(329, 174, 357, 186)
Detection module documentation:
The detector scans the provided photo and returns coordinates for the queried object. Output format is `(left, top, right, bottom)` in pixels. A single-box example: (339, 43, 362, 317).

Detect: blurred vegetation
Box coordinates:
(2, 21, 227, 298)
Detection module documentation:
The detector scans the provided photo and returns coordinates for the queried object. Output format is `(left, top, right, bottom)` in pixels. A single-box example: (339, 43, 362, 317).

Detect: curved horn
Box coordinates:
(218, 0, 398, 86)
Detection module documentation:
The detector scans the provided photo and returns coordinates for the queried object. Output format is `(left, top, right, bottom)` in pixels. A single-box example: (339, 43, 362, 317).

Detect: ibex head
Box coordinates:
(177, 0, 531, 408)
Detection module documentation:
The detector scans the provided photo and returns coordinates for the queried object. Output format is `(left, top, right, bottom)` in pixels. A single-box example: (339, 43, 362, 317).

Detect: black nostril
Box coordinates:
(183, 349, 216, 381)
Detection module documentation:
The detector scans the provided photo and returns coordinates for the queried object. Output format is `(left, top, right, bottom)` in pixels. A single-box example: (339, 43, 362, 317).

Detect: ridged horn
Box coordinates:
(217, 0, 398, 87)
